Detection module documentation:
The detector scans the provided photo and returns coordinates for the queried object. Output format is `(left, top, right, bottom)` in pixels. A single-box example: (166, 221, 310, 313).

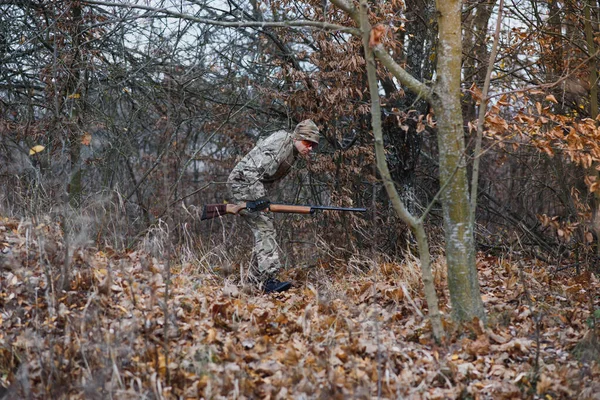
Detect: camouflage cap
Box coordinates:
(293, 119, 320, 144)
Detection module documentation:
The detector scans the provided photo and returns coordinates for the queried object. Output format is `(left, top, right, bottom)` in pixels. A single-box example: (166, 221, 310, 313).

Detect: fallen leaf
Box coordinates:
(29, 145, 45, 155)
(81, 133, 92, 146)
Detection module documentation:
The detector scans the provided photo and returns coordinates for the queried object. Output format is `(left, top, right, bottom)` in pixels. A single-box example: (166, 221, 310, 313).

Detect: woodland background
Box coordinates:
(1, 0, 600, 398)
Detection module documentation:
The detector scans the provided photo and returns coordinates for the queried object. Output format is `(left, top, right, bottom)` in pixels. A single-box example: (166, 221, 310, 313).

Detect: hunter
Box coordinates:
(228, 119, 320, 293)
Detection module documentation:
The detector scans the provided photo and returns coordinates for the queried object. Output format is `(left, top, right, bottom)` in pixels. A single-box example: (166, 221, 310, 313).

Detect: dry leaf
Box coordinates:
(81, 133, 92, 146)
(29, 145, 45, 155)
(369, 24, 386, 48)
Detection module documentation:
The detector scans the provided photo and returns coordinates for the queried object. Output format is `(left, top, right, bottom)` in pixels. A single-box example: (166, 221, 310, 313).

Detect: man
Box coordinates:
(228, 119, 320, 293)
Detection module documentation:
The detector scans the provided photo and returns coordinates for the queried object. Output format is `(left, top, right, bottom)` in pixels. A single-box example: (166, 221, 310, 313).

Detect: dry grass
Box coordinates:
(2, 215, 600, 399)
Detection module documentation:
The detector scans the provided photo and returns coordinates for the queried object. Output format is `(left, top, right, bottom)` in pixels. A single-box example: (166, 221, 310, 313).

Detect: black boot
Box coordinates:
(263, 278, 292, 293)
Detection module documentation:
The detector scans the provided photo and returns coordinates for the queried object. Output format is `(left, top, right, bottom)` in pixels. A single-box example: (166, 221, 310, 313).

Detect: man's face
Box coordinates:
(295, 139, 317, 156)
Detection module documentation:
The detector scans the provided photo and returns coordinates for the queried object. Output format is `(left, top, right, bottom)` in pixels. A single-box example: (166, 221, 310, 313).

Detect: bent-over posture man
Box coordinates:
(228, 120, 319, 293)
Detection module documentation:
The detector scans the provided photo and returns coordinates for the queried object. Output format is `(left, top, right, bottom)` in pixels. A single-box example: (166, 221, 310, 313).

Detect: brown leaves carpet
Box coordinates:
(1, 217, 599, 399)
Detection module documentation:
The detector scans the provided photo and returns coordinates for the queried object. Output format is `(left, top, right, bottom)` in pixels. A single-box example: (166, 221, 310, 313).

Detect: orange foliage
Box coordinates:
(369, 24, 386, 48)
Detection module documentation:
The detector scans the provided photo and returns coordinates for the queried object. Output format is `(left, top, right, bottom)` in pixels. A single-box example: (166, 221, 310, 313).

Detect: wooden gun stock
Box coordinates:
(201, 203, 245, 220)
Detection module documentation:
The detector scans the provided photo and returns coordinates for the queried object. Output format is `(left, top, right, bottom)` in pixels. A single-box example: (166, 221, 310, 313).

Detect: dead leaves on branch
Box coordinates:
(471, 84, 600, 248)
(470, 85, 600, 178)
(1, 217, 600, 398)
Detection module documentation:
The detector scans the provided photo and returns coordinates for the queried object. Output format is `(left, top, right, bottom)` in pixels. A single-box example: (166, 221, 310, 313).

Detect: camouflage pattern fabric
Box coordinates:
(293, 119, 320, 144)
(228, 129, 298, 278)
(233, 209, 281, 278)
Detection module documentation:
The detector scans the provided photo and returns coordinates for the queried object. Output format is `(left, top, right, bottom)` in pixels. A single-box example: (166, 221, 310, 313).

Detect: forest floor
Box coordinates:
(1, 216, 600, 399)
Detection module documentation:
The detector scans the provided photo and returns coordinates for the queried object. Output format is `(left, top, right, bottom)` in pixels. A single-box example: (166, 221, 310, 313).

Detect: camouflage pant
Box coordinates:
(228, 180, 282, 279)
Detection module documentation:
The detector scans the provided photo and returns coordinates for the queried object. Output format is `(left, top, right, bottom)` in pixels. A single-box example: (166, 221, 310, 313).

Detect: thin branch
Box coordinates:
(470, 0, 504, 224)
(417, 161, 462, 225)
(372, 48, 434, 103)
(358, 0, 443, 342)
(82, 0, 359, 34)
(330, 0, 432, 101)
(171, 94, 252, 195)
(487, 49, 600, 100)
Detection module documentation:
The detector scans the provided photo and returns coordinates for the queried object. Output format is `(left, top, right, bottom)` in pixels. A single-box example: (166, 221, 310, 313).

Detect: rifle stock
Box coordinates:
(201, 200, 365, 221)
(201, 203, 246, 220)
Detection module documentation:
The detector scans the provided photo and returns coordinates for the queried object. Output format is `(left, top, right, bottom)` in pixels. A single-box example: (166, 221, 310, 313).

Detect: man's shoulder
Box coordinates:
(264, 129, 291, 140)
(257, 129, 292, 147)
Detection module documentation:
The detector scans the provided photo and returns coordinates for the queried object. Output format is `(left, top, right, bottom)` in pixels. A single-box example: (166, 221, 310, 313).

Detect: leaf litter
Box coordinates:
(1, 217, 599, 399)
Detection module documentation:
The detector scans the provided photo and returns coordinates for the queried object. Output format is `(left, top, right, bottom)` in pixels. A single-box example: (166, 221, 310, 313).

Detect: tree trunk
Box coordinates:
(433, 0, 486, 322)
(337, 0, 487, 323)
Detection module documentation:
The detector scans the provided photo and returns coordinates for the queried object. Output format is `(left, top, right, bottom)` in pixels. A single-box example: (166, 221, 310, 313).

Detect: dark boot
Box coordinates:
(263, 278, 292, 293)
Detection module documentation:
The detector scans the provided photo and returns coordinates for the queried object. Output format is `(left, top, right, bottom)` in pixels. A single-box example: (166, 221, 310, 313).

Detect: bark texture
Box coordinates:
(432, 0, 486, 322)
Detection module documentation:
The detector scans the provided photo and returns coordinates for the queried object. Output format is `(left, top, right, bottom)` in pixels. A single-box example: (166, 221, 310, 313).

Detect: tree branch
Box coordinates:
(330, 0, 432, 101)
(358, 0, 444, 342)
(470, 0, 504, 225)
(82, 0, 359, 34)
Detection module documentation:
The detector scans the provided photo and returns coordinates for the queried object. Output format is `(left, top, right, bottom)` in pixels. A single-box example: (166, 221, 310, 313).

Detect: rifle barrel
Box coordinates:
(310, 206, 367, 212)
(270, 203, 365, 212)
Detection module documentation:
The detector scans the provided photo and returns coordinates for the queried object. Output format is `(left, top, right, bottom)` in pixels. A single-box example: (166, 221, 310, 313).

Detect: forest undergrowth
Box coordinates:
(1, 216, 599, 399)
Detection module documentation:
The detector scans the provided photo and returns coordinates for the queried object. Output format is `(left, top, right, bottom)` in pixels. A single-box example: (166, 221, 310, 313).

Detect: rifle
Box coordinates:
(201, 199, 366, 220)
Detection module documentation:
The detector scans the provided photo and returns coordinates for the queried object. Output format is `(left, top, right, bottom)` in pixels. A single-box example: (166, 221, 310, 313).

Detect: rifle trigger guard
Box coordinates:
(246, 199, 271, 212)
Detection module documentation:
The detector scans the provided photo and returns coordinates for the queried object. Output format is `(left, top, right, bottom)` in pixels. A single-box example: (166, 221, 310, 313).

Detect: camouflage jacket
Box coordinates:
(228, 130, 298, 200)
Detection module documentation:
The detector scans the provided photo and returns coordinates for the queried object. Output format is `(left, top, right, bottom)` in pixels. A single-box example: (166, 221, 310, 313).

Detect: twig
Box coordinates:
(171, 94, 252, 195)
(401, 283, 424, 319)
(487, 49, 600, 100)
(517, 260, 542, 389)
(470, 0, 504, 225)
(82, 0, 359, 34)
